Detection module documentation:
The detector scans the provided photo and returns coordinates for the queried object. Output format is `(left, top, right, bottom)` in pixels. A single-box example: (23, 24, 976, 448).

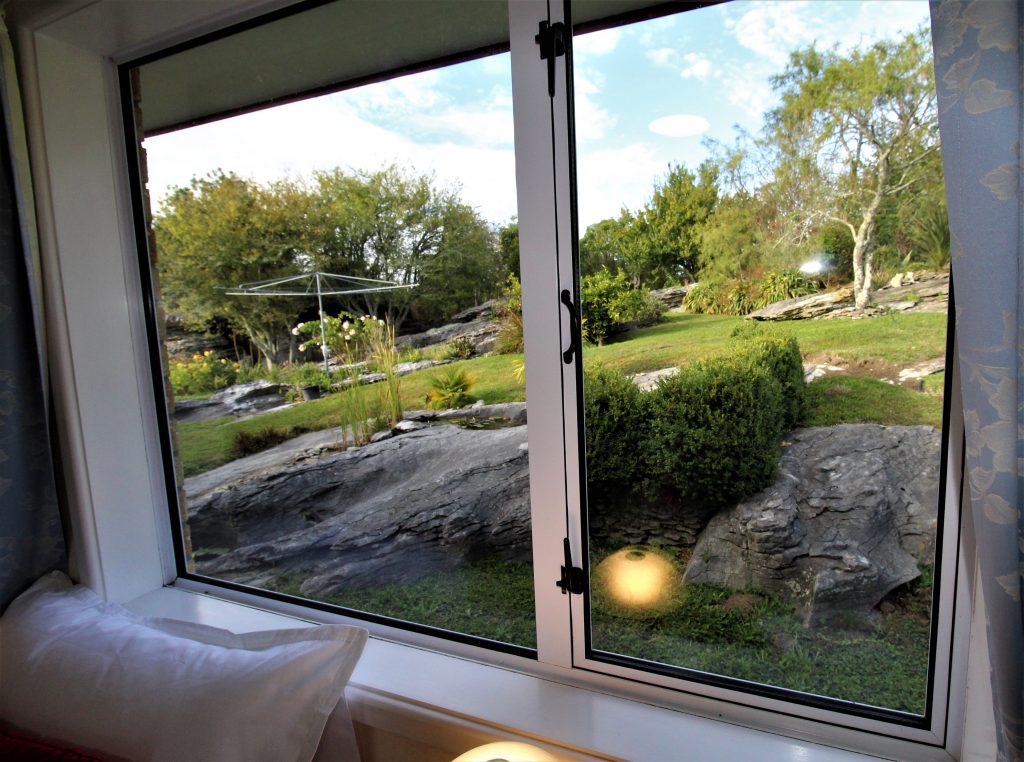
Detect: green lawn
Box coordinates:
(176, 311, 948, 476)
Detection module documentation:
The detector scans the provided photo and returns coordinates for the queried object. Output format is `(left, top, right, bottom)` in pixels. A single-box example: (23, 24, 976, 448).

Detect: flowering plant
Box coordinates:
(169, 350, 240, 395)
(292, 312, 385, 363)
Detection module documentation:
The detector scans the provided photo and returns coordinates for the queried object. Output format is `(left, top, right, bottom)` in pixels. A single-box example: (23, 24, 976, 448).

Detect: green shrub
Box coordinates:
(732, 332, 806, 429)
(295, 362, 332, 392)
(610, 286, 663, 327)
(169, 351, 240, 396)
(644, 353, 784, 508)
(427, 368, 476, 410)
(495, 275, 524, 354)
(581, 269, 663, 344)
(726, 280, 758, 316)
(583, 365, 648, 488)
(755, 269, 818, 309)
(444, 337, 476, 360)
(682, 280, 728, 315)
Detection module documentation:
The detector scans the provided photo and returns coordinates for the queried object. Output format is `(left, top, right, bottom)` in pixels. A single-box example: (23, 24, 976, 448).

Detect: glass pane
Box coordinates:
(575, 0, 946, 714)
(134, 19, 534, 648)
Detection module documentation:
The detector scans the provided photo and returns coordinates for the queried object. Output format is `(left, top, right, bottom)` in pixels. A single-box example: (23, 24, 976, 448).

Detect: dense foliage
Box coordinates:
(581, 269, 663, 344)
(155, 168, 508, 368)
(584, 334, 806, 509)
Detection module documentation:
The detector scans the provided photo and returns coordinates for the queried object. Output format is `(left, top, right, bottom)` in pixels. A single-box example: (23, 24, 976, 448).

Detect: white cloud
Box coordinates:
(143, 94, 518, 225)
(575, 143, 665, 227)
(680, 53, 712, 79)
(648, 114, 710, 138)
(724, 0, 931, 67)
(646, 48, 677, 68)
(719, 61, 777, 124)
(572, 70, 617, 141)
(574, 28, 621, 56)
(725, 1, 814, 66)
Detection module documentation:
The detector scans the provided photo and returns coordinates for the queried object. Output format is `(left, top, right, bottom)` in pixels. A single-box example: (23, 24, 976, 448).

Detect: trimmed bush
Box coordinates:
(583, 365, 648, 488)
(732, 332, 806, 429)
(644, 354, 784, 508)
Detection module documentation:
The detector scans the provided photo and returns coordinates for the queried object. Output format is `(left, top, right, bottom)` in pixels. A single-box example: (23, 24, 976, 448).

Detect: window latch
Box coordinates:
(535, 20, 567, 97)
(560, 289, 579, 364)
(556, 537, 585, 595)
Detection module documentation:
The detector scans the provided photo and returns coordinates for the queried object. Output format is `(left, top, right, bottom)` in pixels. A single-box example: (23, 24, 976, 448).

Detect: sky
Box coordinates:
(142, 0, 931, 231)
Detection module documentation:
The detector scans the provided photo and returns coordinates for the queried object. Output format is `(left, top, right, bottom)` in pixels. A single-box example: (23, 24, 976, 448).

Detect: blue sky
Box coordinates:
(144, 0, 931, 230)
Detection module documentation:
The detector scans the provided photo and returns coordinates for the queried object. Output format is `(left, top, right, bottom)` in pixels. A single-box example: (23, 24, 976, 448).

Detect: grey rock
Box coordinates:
(173, 380, 289, 422)
(449, 298, 502, 323)
(188, 425, 531, 594)
(650, 285, 690, 310)
(395, 317, 501, 353)
(685, 424, 940, 628)
(746, 271, 949, 322)
(631, 367, 679, 391)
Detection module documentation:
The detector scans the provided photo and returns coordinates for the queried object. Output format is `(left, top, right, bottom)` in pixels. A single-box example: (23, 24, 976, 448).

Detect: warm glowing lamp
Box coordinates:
(595, 546, 680, 613)
(452, 741, 559, 762)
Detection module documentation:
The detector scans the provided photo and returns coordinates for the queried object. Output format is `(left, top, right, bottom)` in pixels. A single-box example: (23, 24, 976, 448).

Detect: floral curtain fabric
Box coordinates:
(930, 2, 1022, 758)
(0, 17, 66, 610)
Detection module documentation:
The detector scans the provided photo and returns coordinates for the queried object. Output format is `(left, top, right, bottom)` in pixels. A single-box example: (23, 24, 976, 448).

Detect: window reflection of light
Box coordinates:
(595, 547, 679, 611)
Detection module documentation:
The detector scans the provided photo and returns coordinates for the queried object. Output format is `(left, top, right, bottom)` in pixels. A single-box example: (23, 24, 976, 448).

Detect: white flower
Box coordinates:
(344, 336, 351, 342)
(342, 321, 350, 330)
(291, 327, 300, 336)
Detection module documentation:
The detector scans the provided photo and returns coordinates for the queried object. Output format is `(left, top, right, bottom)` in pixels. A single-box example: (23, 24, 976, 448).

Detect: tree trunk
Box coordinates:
(851, 153, 890, 310)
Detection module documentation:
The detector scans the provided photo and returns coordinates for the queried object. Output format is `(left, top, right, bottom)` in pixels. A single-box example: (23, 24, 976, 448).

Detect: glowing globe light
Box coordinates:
(595, 547, 680, 612)
(799, 259, 824, 275)
(452, 741, 559, 762)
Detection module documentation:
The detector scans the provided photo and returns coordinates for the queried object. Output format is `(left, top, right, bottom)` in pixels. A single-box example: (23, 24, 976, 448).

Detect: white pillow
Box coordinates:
(0, 572, 367, 762)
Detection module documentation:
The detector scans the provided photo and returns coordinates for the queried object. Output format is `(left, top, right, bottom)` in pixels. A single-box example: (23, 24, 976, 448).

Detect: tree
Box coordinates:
(767, 29, 938, 308)
(154, 172, 307, 368)
(308, 167, 498, 330)
(497, 221, 520, 280)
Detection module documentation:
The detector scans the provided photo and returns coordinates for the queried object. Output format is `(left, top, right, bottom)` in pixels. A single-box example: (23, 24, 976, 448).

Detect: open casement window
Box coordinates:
(123, 0, 963, 756)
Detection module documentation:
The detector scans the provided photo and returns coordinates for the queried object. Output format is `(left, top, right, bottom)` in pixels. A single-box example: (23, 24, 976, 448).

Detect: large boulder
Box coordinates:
(684, 424, 940, 628)
(188, 424, 530, 596)
(173, 380, 289, 422)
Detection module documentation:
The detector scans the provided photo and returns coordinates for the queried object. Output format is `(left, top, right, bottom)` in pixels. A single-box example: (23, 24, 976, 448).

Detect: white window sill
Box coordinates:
(125, 585, 890, 762)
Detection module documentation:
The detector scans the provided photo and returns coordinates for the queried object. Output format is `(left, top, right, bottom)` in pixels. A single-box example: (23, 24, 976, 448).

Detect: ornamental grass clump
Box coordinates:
(427, 367, 476, 410)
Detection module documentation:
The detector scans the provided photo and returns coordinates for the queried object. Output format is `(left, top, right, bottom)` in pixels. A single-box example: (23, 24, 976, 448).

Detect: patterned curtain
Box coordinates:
(0, 15, 66, 609)
(930, 2, 1022, 759)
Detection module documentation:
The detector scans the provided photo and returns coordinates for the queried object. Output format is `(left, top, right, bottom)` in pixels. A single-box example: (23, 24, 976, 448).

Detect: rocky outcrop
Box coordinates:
(188, 424, 531, 595)
(650, 285, 691, 310)
(395, 317, 501, 354)
(747, 271, 949, 321)
(684, 424, 940, 628)
(174, 380, 290, 422)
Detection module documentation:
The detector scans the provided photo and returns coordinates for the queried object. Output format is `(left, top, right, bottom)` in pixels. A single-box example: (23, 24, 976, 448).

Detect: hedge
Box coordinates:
(583, 333, 805, 509)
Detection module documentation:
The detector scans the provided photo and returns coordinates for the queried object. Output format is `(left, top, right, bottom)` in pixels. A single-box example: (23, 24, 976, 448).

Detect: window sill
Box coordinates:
(125, 585, 889, 762)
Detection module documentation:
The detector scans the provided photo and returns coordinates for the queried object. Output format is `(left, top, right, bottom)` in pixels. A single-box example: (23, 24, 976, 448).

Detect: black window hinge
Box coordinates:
(556, 537, 585, 595)
(535, 20, 567, 97)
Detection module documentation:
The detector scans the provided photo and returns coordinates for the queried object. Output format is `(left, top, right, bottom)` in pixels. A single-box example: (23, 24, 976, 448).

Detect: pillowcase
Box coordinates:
(0, 572, 367, 762)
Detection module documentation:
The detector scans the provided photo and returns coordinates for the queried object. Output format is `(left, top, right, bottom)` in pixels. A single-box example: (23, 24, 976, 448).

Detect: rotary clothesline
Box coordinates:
(223, 271, 415, 371)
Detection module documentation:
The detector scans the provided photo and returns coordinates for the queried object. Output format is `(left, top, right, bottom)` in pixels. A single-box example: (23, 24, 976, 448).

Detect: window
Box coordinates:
(122, 0, 962, 754)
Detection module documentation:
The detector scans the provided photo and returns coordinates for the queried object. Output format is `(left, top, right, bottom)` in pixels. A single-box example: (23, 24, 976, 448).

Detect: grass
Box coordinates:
(803, 375, 944, 428)
(263, 557, 928, 713)
(265, 559, 537, 648)
(176, 312, 948, 476)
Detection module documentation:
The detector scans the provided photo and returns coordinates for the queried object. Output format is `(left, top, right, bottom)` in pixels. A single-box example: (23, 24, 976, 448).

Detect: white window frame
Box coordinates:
(15, 0, 972, 759)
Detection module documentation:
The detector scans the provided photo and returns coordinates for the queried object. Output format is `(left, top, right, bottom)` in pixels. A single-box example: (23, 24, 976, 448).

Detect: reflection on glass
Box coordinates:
(576, 0, 945, 713)
(140, 48, 533, 647)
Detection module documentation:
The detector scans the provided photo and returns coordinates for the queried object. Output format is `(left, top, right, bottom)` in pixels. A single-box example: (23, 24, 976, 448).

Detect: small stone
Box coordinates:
(370, 430, 394, 443)
(771, 632, 796, 652)
(392, 420, 427, 433)
(879, 601, 897, 615)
